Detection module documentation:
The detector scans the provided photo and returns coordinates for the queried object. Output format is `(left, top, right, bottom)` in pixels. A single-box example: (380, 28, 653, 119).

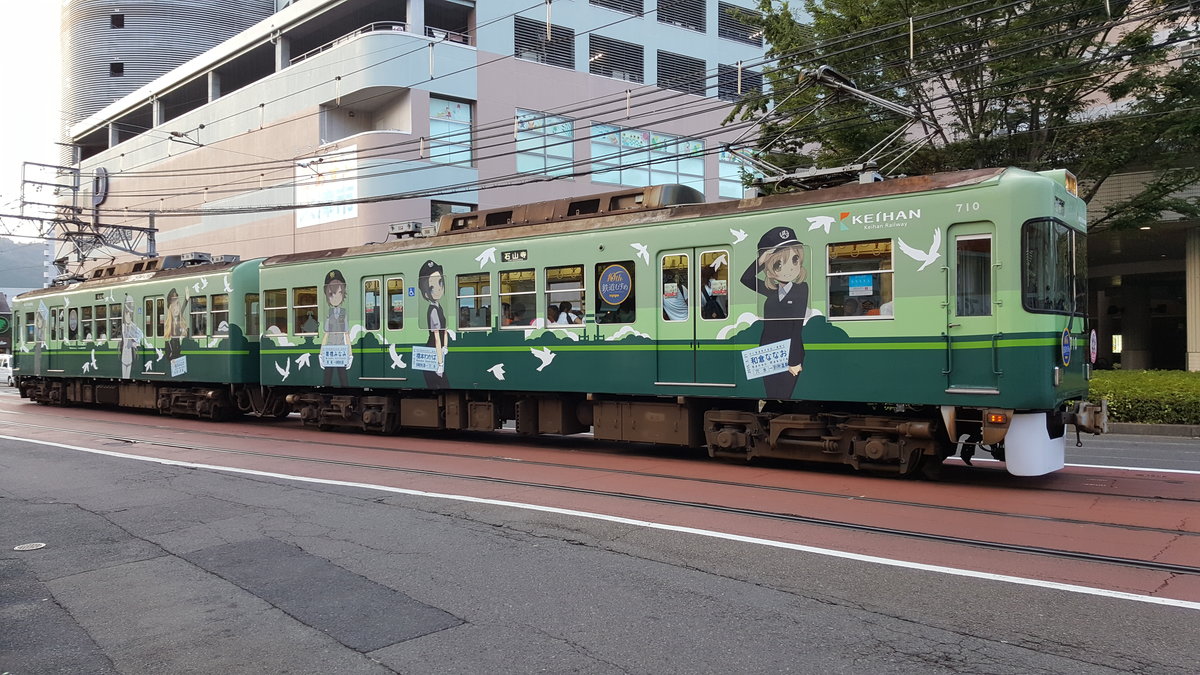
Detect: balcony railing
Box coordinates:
(290, 22, 473, 65)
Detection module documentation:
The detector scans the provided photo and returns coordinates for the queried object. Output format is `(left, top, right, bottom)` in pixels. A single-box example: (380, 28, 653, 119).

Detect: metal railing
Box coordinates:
(290, 22, 474, 65)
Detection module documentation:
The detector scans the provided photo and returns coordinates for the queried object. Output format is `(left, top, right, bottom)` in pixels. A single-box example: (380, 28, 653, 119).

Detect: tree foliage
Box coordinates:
(733, 0, 1200, 229)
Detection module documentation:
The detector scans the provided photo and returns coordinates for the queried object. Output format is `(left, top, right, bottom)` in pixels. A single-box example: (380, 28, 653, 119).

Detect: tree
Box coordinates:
(732, 0, 1200, 229)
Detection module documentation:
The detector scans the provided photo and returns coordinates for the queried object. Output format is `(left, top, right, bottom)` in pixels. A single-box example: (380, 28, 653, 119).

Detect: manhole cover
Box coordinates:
(13, 543, 46, 551)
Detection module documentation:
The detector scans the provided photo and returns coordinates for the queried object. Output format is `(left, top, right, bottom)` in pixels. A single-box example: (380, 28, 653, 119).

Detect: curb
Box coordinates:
(1108, 422, 1200, 438)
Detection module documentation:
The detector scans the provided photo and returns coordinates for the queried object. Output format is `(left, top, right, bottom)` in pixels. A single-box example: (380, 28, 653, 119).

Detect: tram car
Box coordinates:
(12, 166, 1108, 477)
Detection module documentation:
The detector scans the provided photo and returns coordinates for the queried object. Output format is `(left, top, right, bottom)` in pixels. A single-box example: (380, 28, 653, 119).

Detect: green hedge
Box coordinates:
(1088, 370, 1200, 425)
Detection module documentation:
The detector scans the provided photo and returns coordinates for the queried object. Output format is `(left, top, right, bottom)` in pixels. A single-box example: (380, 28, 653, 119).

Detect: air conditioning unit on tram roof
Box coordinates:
(180, 251, 212, 264)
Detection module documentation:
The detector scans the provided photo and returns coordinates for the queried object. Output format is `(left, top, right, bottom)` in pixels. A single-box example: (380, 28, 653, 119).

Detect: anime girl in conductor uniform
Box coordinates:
(418, 259, 449, 389)
(740, 226, 809, 400)
(321, 269, 350, 387)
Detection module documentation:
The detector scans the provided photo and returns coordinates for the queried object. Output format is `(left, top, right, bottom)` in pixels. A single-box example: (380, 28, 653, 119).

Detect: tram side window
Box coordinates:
(81, 306, 93, 340)
(155, 298, 166, 337)
(828, 240, 893, 318)
(25, 312, 35, 342)
(956, 237, 991, 316)
(458, 272, 492, 329)
(661, 254, 690, 322)
(364, 279, 381, 331)
(698, 251, 729, 320)
(53, 307, 63, 340)
(544, 265, 584, 325)
(386, 278, 404, 329)
(109, 303, 122, 340)
(595, 261, 636, 324)
(1022, 219, 1084, 314)
(94, 305, 106, 340)
(243, 294, 259, 337)
(294, 286, 318, 335)
(68, 308, 79, 341)
(263, 289, 287, 335)
(190, 296, 209, 336)
(499, 270, 534, 328)
(213, 294, 231, 335)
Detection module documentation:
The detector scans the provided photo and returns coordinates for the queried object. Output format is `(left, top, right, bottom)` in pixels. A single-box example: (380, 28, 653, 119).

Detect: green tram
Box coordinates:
(13, 167, 1107, 477)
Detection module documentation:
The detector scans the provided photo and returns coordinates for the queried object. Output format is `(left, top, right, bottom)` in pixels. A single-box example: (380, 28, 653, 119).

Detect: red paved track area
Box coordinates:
(4, 397, 1197, 605)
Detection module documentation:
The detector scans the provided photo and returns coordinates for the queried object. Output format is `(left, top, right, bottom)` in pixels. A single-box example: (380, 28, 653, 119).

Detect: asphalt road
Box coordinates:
(1, 431, 1196, 675)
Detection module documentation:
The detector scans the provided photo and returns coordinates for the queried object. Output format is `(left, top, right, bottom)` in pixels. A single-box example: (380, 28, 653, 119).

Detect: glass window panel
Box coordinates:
(956, 237, 992, 316)
(386, 278, 405, 330)
(827, 240, 893, 318)
(190, 295, 209, 336)
(661, 254, 690, 321)
(293, 286, 319, 335)
(595, 261, 636, 323)
(699, 250, 729, 320)
(457, 272, 491, 329)
(364, 279, 381, 331)
(544, 265, 585, 325)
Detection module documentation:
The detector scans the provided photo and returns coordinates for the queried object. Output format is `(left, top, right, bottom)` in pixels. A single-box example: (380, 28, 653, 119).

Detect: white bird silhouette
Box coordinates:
(709, 253, 728, 271)
(208, 337, 223, 347)
(897, 227, 943, 272)
(155, 347, 164, 361)
(89, 349, 98, 369)
(192, 282, 201, 294)
(144, 359, 154, 372)
(222, 275, 233, 293)
(274, 358, 291, 380)
(200, 277, 209, 289)
(631, 243, 650, 264)
(63, 297, 71, 308)
(387, 343, 407, 369)
(296, 352, 312, 369)
(730, 228, 748, 244)
(474, 247, 498, 269)
(807, 215, 836, 235)
(530, 346, 556, 372)
(487, 363, 506, 380)
(82, 362, 92, 374)
(348, 324, 363, 345)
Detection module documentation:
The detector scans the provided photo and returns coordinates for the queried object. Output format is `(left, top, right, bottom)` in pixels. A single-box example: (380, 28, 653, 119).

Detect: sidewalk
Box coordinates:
(1107, 422, 1200, 438)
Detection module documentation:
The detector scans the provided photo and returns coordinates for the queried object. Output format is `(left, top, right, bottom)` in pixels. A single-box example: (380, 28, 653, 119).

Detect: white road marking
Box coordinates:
(2, 433, 1197, 612)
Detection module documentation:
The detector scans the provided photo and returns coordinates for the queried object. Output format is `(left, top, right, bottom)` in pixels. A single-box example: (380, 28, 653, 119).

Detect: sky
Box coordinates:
(0, 3, 62, 240)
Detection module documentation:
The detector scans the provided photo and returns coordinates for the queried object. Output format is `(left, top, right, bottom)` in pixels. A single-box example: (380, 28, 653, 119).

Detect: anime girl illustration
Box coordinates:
(418, 259, 449, 389)
(120, 294, 141, 378)
(740, 226, 809, 399)
(320, 269, 350, 387)
(163, 288, 188, 364)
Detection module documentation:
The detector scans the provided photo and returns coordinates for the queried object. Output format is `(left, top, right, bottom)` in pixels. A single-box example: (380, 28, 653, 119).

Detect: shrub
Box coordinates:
(1088, 370, 1200, 425)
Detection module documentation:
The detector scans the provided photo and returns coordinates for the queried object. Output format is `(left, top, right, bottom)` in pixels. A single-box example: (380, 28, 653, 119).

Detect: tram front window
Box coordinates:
(1021, 219, 1085, 315)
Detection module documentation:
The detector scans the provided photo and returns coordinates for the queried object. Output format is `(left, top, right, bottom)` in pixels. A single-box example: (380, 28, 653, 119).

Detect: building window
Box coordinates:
(658, 0, 705, 32)
(516, 109, 574, 176)
(514, 16, 575, 69)
(111, 14, 125, 29)
(718, 2, 762, 46)
(657, 50, 706, 96)
(718, 147, 756, 199)
(591, 0, 642, 14)
(589, 35, 644, 83)
(717, 63, 763, 102)
(591, 123, 704, 192)
(109, 62, 124, 77)
(828, 240, 894, 318)
(429, 97, 472, 165)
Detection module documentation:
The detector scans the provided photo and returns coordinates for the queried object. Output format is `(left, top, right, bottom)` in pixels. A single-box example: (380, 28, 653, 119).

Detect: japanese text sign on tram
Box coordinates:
(742, 339, 792, 379)
(598, 264, 632, 305)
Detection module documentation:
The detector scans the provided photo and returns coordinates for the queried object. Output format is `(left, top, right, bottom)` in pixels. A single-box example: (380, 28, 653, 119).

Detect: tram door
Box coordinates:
(944, 223, 999, 392)
(657, 248, 734, 386)
(357, 275, 409, 384)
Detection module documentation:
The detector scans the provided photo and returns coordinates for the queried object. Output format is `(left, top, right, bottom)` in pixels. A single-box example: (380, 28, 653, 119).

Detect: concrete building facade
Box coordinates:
(65, 0, 765, 260)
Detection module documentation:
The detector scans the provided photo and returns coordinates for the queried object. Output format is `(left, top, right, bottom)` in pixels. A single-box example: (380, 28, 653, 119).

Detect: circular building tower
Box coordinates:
(61, 0, 275, 159)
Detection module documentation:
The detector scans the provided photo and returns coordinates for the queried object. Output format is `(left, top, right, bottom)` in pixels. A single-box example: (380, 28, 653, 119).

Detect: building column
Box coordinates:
(107, 123, 120, 148)
(407, 0, 425, 35)
(274, 36, 291, 71)
(1187, 227, 1200, 372)
(1121, 281, 1152, 370)
(152, 99, 164, 128)
(207, 71, 221, 102)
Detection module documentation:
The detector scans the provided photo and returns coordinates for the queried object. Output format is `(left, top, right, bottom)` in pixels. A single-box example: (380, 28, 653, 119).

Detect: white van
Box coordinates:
(0, 354, 12, 386)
